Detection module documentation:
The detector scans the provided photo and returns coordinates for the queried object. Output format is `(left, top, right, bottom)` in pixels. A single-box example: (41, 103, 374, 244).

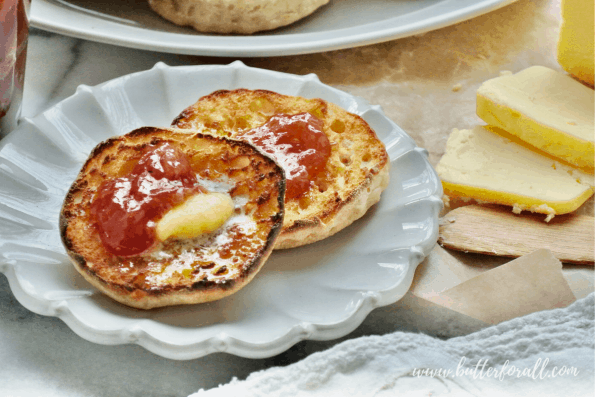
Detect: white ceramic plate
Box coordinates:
(0, 62, 442, 359)
(31, 0, 517, 57)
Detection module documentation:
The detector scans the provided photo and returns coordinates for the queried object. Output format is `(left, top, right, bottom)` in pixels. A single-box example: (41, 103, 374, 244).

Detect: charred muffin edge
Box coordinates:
(59, 127, 286, 309)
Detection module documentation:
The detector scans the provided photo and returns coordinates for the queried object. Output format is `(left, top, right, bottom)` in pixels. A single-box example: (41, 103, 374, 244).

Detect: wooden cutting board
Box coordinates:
(438, 205, 594, 265)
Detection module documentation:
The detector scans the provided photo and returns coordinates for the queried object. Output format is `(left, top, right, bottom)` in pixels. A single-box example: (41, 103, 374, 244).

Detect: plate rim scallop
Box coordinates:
(0, 61, 443, 360)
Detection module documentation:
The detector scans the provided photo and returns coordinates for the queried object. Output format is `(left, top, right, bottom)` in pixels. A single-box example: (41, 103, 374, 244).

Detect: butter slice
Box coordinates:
(436, 126, 594, 219)
(477, 66, 595, 172)
(156, 192, 234, 241)
(557, 0, 594, 86)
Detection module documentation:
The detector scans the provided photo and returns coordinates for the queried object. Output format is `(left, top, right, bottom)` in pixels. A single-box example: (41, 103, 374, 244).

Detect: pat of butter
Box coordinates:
(155, 192, 234, 241)
(557, 0, 594, 86)
(477, 66, 595, 172)
(436, 126, 594, 218)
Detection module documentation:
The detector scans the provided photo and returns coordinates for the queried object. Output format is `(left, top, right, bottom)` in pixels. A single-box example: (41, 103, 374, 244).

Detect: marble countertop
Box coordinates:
(1, 0, 593, 395)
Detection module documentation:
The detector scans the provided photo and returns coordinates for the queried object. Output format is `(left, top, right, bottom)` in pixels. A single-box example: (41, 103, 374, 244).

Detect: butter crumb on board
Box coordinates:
(436, 126, 594, 221)
(557, 0, 594, 86)
(476, 66, 595, 172)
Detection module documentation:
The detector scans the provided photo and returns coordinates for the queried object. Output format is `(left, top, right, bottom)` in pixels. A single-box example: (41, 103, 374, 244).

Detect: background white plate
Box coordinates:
(0, 62, 442, 360)
(31, 0, 517, 57)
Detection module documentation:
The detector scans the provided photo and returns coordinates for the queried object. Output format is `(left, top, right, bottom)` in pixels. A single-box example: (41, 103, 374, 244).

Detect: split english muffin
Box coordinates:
(172, 89, 390, 249)
(147, 0, 330, 34)
(60, 127, 285, 309)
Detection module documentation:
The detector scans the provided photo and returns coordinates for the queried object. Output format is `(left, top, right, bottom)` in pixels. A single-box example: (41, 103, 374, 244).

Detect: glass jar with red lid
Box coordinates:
(1, 0, 30, 138)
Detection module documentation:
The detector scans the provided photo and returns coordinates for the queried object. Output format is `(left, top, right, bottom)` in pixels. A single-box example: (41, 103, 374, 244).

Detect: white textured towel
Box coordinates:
(193, 294, 594, 396)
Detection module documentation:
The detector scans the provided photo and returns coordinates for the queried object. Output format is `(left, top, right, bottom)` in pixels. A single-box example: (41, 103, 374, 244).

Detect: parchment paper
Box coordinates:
(419, 249, 577, 324)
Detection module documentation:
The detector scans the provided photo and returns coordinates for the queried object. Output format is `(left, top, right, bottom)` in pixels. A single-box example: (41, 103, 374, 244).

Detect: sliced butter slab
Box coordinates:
(477, 66, 595, 172)
(155, 192, 234, 241)
(558, 0, 594, 86)
(436, 126, 594, 219)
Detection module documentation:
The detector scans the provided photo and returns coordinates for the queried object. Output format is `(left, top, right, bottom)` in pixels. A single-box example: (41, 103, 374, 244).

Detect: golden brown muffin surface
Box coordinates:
(172, 89, 390, 249)
(60, 127, 285, 309)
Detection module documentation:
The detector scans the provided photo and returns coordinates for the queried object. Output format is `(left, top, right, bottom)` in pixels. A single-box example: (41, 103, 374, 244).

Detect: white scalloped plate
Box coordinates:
(0, 62, 442, 360)
(31, 0, 517, 57)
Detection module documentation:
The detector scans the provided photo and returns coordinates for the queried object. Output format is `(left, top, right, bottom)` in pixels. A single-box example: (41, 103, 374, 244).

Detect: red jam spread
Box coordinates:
(239, 112, 331, 199)
(90, 144, 204, 257)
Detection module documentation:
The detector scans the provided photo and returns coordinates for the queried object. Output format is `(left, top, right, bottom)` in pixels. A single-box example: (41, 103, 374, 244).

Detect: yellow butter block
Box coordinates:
(156, 192, 234, 241)
(436, 126, 594, 220)
(477, 66, 595, 172)
(558, 0, 594, 86)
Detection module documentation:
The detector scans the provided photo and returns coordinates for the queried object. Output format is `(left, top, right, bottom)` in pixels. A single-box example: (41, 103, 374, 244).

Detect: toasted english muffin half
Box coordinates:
(60, 127, 285, 309)
(147, 0, 330, 34)
(172, 89, 390, 249)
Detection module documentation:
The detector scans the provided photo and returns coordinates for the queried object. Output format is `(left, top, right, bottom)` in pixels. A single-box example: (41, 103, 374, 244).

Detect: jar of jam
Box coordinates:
(0, 0, 30, 138)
